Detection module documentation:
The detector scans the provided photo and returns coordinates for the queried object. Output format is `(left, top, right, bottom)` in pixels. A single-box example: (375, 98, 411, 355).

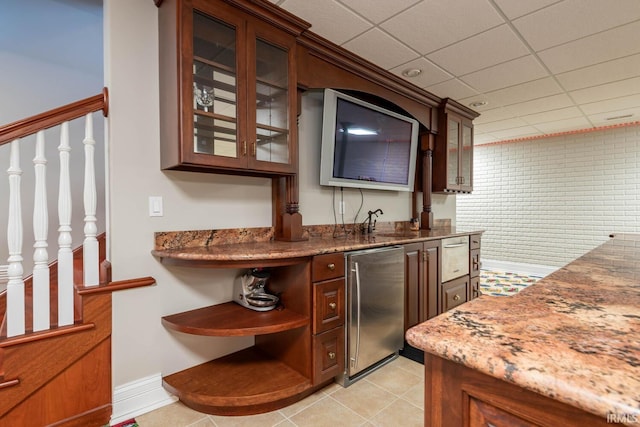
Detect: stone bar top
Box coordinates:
(407, 233, 640, 424)
(152, 221, 477, 266)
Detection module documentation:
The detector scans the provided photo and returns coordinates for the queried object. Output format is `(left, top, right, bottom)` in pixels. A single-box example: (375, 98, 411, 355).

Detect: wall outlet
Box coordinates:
(339, 201, 346, 215)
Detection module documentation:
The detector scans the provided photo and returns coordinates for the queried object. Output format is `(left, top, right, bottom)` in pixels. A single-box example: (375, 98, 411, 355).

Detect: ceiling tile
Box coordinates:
(424, 78, 479, 100)
(489, 126, 543, 139)
(520, 107, 584, 125)
(537, 20, 640, 74)
(460, 55, 548, 93)
(588, 108, 640, 126)
(474, 134, 499, 145)
(533, 117, 593, 133)
(475, 118, 529, 134)
(279, 0, 372, 45)
(492, 0, 561, 20)
(472, 107, 518, 124)
(390, 58, 453, 88)
(556, 54, 640, 91)
(503, 93, 575, 116)
(480, 77, 563, 108)
(426, 25, 529, 76)
(342, 28, 419, 69)
(579, 93, 640, 116)
(380, 0, 503, 54)
(338, 0, 421, 24)
(512, 0, 640, 52)
(570, 77, 640, 105)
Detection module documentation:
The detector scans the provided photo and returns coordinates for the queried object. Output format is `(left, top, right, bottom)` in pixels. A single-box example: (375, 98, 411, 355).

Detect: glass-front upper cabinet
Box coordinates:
(433, 99, 478, 193)
(158, 0, 304, 175)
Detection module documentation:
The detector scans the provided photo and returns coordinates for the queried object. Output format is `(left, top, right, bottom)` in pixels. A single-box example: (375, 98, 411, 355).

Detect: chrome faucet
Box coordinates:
(363, 209, 383, 234)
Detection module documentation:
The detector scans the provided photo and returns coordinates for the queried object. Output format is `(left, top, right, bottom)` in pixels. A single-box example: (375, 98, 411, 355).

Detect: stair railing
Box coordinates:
(0, 88, 109, 338)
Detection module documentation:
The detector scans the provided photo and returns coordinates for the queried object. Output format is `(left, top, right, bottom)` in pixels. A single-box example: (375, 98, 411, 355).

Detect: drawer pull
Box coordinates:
(453, 294, 460, 301)
(328, 351, 336, 360)
(327, 263, 335, 271)
(329, 302, 336, 310)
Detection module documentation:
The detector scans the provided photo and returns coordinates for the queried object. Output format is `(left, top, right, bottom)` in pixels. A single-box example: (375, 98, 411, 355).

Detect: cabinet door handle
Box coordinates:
(251, 141, 256, 156)
(327, 263, 335, 271)
(453, 294, 460, 301)
(242, 140, 247, 156)
(329, 302, 336, 310)
(328, 351, 336, 360)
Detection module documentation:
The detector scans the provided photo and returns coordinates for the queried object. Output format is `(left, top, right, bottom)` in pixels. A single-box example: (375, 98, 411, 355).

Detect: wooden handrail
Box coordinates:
(0, 87, 109, 146)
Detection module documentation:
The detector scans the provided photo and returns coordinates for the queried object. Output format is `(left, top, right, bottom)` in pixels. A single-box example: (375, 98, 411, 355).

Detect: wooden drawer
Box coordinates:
(470, 248, 481, 278)
(442, 276, 469, 312)
(313, 278, 345, 334)
(312, 327, 344, 385)
(312, 253, 344, 282)
(470, 234, 481, 250)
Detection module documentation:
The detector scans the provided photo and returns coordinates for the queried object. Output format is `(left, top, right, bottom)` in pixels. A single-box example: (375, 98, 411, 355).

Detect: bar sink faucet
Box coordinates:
(363, 209, 383, 234)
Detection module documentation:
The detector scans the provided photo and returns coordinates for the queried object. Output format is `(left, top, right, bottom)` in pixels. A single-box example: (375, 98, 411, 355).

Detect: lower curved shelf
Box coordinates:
(162, 346, 314, 416)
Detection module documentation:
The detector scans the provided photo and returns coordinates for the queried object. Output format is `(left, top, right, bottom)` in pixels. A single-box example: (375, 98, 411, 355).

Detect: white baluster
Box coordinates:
(58, 122, 74, 327)
(33, 131, 50, 332)
(83, 113, 99, 286)
(7, 140, 25, 337)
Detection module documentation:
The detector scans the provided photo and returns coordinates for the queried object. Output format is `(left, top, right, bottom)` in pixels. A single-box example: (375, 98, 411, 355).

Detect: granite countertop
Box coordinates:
(152, 223, 481, 264)
(407, 233, 640, 424)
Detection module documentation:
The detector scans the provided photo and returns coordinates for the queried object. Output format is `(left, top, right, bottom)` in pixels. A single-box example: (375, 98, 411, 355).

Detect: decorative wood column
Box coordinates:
(420, 132, 436, 230)
(273, 174, 306, 241)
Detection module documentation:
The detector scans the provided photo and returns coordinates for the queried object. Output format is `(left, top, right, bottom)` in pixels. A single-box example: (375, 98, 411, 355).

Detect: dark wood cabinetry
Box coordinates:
(311, 253, 345, 384)
(404, 240, 440, 332)
(441, 275, 469, 312)
(158, 0, 308, 175)
(433, 99, 480, 193)
(424, 353, 611, 427)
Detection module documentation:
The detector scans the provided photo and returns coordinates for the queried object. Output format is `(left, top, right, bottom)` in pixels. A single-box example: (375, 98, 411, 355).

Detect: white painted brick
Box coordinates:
(457, 125, 640, 267)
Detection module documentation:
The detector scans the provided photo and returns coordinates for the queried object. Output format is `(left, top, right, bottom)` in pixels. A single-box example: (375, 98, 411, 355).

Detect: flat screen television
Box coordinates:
(319, 89, 419, 192)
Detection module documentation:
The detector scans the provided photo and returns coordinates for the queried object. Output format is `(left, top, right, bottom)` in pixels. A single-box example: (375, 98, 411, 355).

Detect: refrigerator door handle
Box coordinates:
(353, 261, 361, 370)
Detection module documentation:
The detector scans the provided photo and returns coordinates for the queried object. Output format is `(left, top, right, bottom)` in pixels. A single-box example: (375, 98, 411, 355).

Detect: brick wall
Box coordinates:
(456, 124, 640, 268)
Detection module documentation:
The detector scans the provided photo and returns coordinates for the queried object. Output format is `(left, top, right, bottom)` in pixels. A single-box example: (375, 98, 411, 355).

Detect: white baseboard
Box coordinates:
(481, 259, 558, 278)
(110, 373, 177, 425)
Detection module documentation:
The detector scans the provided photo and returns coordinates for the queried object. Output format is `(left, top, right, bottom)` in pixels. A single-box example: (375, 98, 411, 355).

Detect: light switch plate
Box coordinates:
(149, 196, 163, 217)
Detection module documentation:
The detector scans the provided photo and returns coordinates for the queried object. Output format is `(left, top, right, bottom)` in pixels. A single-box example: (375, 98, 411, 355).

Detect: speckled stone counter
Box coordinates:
(152, 222, 478, 265)
(407, 233, 640, 423)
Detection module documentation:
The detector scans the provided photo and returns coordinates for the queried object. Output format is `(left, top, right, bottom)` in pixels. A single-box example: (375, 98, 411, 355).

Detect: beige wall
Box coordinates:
(105, 0, 455, 387)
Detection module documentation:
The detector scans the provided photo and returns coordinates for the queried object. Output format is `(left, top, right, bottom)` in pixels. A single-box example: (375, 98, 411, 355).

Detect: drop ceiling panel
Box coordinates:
(569, 77, 640, 105)
(580, 93, 640, 116)
(389, 58, 453, 87)
(278, 0, 372, 44)
(538, 20, 640, 74)
(380, 0, 503, 54)
(475, 118, 529, 134)
(520, 107, 584, 125)
(473, 107, 520, 125)
(491, 0, 561, 20)
(556, 54, 640, 91)
(533, 117, 593, 133)
(424, 78, 479, 100)
(342, 28, 419, 69)
(426, 25, 530, 76)
(474, 77, 563, 108)
(460, 55, 548, 93)
(489, 126, 543, 139)
(588, 107, 640, 126)
(337, 0, 421, 24)
(511, 0, 640, 51)
(502, 94, 575, 117)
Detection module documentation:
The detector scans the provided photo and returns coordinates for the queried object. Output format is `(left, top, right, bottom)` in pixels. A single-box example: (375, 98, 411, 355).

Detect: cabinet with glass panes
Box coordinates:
(158, 0, 307, 175)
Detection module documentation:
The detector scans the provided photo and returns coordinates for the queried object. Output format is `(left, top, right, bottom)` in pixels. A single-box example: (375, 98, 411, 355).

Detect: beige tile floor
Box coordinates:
(135, 356, 424, 427)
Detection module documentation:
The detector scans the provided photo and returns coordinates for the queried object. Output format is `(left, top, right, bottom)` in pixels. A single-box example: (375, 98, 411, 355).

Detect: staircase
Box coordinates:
(0, 89, 155, 426)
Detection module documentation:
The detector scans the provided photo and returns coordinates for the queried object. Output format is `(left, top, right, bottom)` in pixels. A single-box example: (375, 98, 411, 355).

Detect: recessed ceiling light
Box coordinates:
(605, 114, 633, 120)
(401, 68, 422, 78)
(469, 100, 488, 108)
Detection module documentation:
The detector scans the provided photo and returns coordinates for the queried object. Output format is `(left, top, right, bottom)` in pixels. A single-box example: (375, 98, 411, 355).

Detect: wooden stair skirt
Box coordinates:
(163, 346, 317, 416)
(0, 291, 112, 427)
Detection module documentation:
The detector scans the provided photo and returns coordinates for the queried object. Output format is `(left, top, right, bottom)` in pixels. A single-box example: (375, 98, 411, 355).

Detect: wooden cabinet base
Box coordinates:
(424, 353, 611, 427)
(163, 346, 318, 416)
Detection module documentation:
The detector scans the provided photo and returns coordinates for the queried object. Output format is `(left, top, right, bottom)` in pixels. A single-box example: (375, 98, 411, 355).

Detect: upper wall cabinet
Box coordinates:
(433, 99, 480, 193)
(158, 0, 309, 175)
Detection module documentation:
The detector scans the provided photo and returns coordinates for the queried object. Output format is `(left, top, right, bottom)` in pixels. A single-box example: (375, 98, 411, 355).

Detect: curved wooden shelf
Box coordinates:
(163, 346, 314, 415)
(162, 302, 309, 336)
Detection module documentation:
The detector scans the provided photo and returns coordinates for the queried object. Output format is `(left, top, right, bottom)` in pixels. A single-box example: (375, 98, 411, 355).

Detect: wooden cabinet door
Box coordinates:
(312, 327, 344, 385)
(404, 243, 423, 331)
(442, 275, 469, 312)
(423, 240, 440, 320)
(313, 278, 345, 334)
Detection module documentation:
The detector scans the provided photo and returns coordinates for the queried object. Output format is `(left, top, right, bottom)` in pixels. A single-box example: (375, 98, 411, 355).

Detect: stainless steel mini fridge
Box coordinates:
(339, 245, 405, 386)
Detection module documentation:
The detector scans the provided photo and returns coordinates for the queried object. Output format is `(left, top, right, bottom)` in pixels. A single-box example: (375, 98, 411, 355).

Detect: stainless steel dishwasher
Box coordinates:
(338, 246, 405, 386)
(441, 235, 470, 282)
